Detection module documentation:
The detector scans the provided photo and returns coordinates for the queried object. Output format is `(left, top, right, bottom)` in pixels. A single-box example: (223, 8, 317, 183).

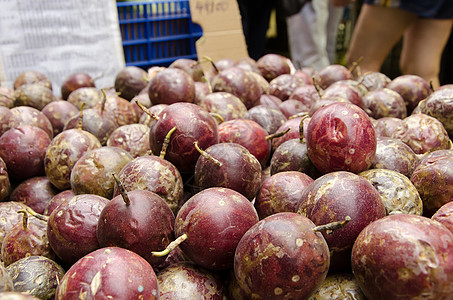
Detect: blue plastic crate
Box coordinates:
(117, 0, 203, 69)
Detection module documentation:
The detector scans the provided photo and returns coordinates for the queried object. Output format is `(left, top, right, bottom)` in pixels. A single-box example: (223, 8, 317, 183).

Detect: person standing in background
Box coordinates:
(345, 1, 453, 89)
(285, 0, 349, 70)
(237, 0, 276, 60)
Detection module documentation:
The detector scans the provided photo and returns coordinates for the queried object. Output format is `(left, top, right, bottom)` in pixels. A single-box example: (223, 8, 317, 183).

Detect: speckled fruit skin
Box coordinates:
(56, 247, 159, 299)
(358, 71, 391, 91)
(432, 201, 453, 234)
(198, 92, 248, 122)
(392, 113, 451, 155)
(1, 216, 56, 267)
(373, 116, 403, 138)
(245, 105, 287, 135)
(169, 58, 204, 82)
(63, 108, 118, 145)
(308, 273, 366, 300)
(410, 154, 453, 217)
(0, 202, 30, 248)
(271, 116, 308, 150)
(47, 194, 109, 265)
(306, 102, 376, 174)
(13, 83, 56, 111)
(314, 64, 353, 89)
(418, 87, 453, 136)
(9, 176, 58, 214)
(268, 74, 305, 101)
(362, 88, 407, 119)
(270, 139, 320, 178)
(0, 263, 14, 292)
(7, 256, 65, 300)
(218, 119, 271, 167)
(0, 86, 14, 108)
(289, 84, 320, 109)
(234, 212, 330, 299)
(256, 53, 291, 82)
(297, 171, 386, 271)
(175, 187, 259, 270)
(0, 125, 52, 181)
(44, 128, 101, 190)
(0, 107, 12, 137)
(149, 102, 219, 175)
(372, 137, 419, 178)
(212, 67, 262, 109)
(41, 100, 79, 136)
(386, 74, 431, 113)
(351, 214, 453, 299)
(106, 124, 150, 158)
(60, 72, 95, 100)
(255, 171, 314, 219)
(194, 143, 262, 200)
(157, 262, 228, 299)
(97, 189, 175, 268)
(14, 71, 52, 91)
(148, 67, 195, 105)
(43, 189, 75, 216)
(114, 66, 149, 101)
(113, 155, 184, 214)
(70, 146, 133, 199)
(359, 169, 422, 215)
(67, 87, 103, 109)
(323, 81, 365, 109)
(94, 94, 138, 126)
(0, 157, 10, 201)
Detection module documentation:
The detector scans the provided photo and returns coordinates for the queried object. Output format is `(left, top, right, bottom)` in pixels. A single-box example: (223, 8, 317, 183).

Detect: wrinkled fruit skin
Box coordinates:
(306, 102, 376, 174)
(175, 187, 259, 270)
(0, 157, 10, 201)
(13, 83, 56, 110)
(41, 100, 79, 136)
(0, 202, 30, 248)
(114, 155, 184, 214)
(47, 194, 109, 265)
(8, 106, 53, 139)
(411, 154, 453, 217)
(386, 74, 431, 113)
(418, 87, 453, 136)
(157, 262, 227, 299)
(194, 143, 262, 200)
(149, 102, 219, 175)
(432, 201, 453, 234)
(352, 214, 453, 299)
(198, 92, 248, 122)
(309, 273, 366, 300)
(362, 88, 407, 119)
(56, 247, 159, 299)
(6, 255, 65, 300)
(70, 146, 133, 199)
(245, 105, 287, 135)
(297, 171, 386, 271)
(391, 113, 451, 155)
(371, 137, 419, 178)
(359, 169, 422, 215)
(44, 129, 102, 190)
(234, 212, 330, 299)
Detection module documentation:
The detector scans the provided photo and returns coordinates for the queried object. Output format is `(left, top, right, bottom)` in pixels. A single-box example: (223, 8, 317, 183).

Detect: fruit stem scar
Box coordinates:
(313, 216, 351, 234)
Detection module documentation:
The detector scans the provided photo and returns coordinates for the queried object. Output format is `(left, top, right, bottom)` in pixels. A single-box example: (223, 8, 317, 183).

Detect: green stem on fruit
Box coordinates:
(348, 56, 363, 76)
(17, 210, 29, 231)
(78, 102, 85, 130)
(200, 56, 219, 74)
(193, 141, 222, 167)
(100, 89, 107, 115)
(313, 216, 351, 234)
(312, 76, 323, 98)
(209, 112, 224, 124)
(202, 76, 213, 94)
(160, 126, 177, 159)
(20, 207, 49, 222)
(112, 173, 130, 206)
(265, 127, 291, 141)
(152, 233, 188, 257)
(298, 114, 310, 143)
(136, 102, 160, 121)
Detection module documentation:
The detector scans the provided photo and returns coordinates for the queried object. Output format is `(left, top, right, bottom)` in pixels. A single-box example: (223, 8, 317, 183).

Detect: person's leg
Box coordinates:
(399, 18, 453, 88)
(345, 4, 417, 75)
(326, 2, 344, 64)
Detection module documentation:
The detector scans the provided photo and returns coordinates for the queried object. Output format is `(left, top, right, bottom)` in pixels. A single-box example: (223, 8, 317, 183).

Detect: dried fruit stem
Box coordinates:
(193, 141, 222, 167)
(21, 207, 49, 222)
(160, 126, 177, 159)
(78, 102, 85, 130)
(298, 114, 309, 143)
(100, 89, 107, 115)
(265, 127, 291, 141)
(17, 210, 28, 230)
(312, 76, 323, 98)
(136, 102, 160, 121)
(152, 233, 188, 257)
(209, 112, 224, 124)
(113, 173, 130, 206)
(313, 216, 351, 234)
(349, 56, 364, 75)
